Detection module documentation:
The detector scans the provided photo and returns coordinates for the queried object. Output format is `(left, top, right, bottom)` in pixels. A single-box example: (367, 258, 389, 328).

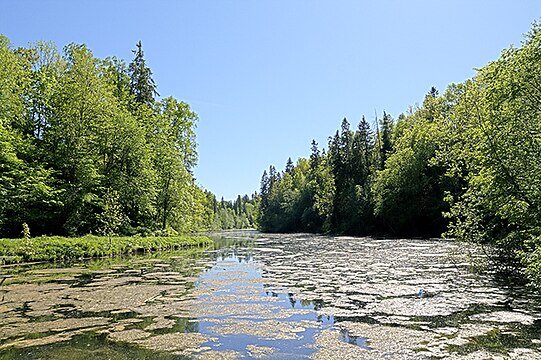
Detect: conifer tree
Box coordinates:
(285, 157, 294, 173)
(128, 41, 158, 106)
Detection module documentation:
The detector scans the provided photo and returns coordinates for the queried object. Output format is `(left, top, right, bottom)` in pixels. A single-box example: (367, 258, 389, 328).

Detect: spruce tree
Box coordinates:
(285, 157, 294, 173)
(375, 112, 393, 169)
(128, 41, 159, 106)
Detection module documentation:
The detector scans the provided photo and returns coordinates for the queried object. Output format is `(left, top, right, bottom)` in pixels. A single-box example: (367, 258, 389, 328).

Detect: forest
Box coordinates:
(0, 36, 255, 239)
(3, 21, 541, 285)
(258, 22, 541, 285)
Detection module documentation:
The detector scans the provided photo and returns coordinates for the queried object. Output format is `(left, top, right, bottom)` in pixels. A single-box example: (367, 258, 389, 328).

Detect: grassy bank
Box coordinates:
(0, 235, 212, 263)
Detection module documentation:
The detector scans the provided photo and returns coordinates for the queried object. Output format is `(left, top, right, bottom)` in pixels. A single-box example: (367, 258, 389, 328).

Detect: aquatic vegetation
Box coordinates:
(1, 233, 541, 359)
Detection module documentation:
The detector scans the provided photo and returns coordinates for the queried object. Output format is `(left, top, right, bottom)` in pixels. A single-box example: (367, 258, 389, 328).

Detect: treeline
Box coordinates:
(259, 22, 541, 284)
(0, 36, 229, 237)
(259, 96, 449, 237)
(204, 193, 259, 230)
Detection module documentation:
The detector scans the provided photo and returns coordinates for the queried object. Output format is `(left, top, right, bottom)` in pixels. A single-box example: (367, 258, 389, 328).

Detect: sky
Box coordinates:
(2, 1, 541, 199)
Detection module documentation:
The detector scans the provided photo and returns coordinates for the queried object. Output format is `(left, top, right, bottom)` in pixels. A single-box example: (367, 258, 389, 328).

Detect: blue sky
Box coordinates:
(2, 1, 540, 199)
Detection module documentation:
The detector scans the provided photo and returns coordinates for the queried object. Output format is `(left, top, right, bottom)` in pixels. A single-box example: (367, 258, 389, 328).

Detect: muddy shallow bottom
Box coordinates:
(1, 232, 541, 359)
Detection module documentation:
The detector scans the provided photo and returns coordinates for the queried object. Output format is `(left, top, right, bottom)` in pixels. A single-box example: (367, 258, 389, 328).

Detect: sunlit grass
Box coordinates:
(0, 235, 212, 263)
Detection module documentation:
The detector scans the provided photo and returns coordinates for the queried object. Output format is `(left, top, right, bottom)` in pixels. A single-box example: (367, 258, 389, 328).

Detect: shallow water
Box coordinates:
(1, 232, 541, 359)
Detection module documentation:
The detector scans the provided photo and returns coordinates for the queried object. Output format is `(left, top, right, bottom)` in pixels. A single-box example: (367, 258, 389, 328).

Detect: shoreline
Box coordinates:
(0, 235, 212, 264)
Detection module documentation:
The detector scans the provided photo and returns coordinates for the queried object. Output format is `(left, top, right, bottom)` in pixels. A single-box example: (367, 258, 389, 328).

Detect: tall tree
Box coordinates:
(152, 98, 198, 231)
(351, 116, 374, 233)
(0, 37, 62, 236)
(443, 22, 541, 282)
(372, 89, 454, 236)
(328, 118, 357, 233)
(285, 157, 294, 173)
(128, 41, 158, 106)
(374, 112, 393, 170)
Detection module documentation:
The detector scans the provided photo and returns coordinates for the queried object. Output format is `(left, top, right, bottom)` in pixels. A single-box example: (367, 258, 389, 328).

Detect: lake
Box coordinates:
(1, 231, 540, 359)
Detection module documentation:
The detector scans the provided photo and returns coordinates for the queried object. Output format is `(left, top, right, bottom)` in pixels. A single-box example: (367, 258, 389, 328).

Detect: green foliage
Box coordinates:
(374, 112, 394, 170)
(0, 235, 211, 263)
(208, 192, 259, 230)
(97, 188, 124, 237)
(259, 159, 314, 232)
(0, 38, 63, 237)
(372, 89, 457, 236)
(254, 88, 465, 238)
(256, 20, 541, 287)
(129, 41, 158, 106)
(328, 117, 374, 234)
(259, 116, 375, 235)
(0, 36, 212, 237)
(152, 97, 201, 232)
(21, 223, 31, 239)
(441, 22, 541, 283)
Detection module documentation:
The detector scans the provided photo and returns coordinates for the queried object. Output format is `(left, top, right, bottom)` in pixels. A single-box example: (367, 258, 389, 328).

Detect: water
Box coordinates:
(1, 232, 540, 359)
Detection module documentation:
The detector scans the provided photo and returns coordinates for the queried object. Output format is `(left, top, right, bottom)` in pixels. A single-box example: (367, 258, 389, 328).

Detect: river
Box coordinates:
(1, 231, 540, 359)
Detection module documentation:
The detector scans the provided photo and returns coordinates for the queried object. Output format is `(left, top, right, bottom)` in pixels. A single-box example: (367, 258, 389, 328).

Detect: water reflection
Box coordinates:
(1, 232, 541, 358)
(339, 328, 371, 349)
(192, 247, 339, 358)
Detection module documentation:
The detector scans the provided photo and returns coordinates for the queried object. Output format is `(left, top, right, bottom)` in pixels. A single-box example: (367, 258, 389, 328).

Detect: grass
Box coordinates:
(0, 235, 212, 263)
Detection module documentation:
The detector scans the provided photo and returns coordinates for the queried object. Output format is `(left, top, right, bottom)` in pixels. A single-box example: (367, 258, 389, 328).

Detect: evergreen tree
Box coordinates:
(260, 170, 269, 203)
(372, 90, 452, 236)
(351, 116, 374, 233)
(309, 140, 320, 166)
(328, 118, 356, 233)
(285, 157, 294, 173)
(357, 116, 372, 174)
(0, 36, 206, 237)
(374, 112, 393, 170)
(128, 41, 158, 106)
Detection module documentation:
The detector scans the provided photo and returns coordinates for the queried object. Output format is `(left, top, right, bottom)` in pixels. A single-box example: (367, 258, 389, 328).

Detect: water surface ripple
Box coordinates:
(1, 232, 540, 359)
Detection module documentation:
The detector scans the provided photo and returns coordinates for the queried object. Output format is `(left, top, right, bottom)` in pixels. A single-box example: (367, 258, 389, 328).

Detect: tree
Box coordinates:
(443, 22, 541, 283)
(128, 41, 158, 106)
(0, 121, 61, 236)
(307, 150, 334, 232)
(0, 36, 62, 237)
(97, 188, 124, 237)
(351, 116, 374, 233)
(152, 98, 199, 231)
(328, 118, 359, 233)
(374, 112, 393, 170)
(285, 157, 294, 173)
(156, 97, 198, 171)
(0, 35, 209, 237)
(23, 41, 62, 142)
(101, 56, 132, 106)
(372, 88, 459, 236)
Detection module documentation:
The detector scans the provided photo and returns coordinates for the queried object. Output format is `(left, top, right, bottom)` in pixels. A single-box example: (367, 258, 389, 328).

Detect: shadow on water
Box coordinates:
(445, 320, 541, 355)
(2, 231, 541, 358)
(0, 332, 191, 360)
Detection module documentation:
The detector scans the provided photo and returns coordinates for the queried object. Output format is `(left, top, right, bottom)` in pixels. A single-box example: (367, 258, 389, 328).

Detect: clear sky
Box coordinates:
(2, 1, 540, 199)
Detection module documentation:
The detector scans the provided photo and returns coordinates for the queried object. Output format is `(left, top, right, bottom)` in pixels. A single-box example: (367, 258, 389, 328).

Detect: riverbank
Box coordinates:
(1, 233, 540, 358)
(0, 235, 212, 263)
